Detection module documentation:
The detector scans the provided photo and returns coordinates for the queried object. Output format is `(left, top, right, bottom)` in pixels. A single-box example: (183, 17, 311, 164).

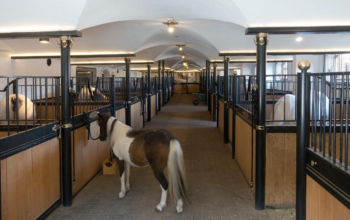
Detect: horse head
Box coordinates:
(96, 112, 111, 141)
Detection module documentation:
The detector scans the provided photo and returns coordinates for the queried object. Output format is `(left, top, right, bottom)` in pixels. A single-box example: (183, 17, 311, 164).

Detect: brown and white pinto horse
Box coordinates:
(97, 113, 189, 213)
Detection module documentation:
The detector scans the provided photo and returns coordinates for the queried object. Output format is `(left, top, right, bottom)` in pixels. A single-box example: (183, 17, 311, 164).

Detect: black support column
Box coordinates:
(207, 61, 211, 112)
(296, 60, 311, 220)
(223, 56, 229, 144)
(147, 63, 152, 122)
(125, 57, 131, 126)
(213, 63, 217, 121)
(171, 72, 174, 97)
(59, 36, 73, 207)
(158, 61, 161, 111)
(110, 75, 116, 117)
(254, 33, 268, 210)
(206, 61, 209, 106)
(162, 60, 166, 106)
(167, 70, 170, 102)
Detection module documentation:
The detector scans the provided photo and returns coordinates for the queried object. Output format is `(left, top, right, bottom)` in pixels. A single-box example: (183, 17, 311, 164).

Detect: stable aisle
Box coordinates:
(49, 94, 294, 220)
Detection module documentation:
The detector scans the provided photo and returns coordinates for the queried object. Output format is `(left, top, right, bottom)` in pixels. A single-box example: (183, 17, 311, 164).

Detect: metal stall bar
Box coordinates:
(158, 61, 161, 111)
(223, 56, 230, 143)
(125, 57, 131, 126)
(162, 61, 166, 106)
(147, 64, 152, 122)
(296, 60, 311, 220)
(254, 33, 268, 210)
(60, 36, 73, 207)
(213, 63, 217, 121)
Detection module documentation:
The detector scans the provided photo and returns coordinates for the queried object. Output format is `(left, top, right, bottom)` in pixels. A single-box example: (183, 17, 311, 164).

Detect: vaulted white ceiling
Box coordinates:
(1, 0, 350, 71)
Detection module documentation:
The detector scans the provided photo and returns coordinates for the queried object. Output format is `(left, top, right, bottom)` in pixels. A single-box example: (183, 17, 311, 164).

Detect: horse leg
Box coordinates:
(153, 169, 168, 212)
(176, 198, 183, 213)
(115, 157, 126, 198)
(125, 162, 130, 191)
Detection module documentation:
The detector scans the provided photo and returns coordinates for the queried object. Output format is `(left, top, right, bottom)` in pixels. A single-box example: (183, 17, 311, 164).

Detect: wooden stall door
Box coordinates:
(265, 133, 296, 207)
(1, 138, 60, 220)
(306, 176, 350, 220)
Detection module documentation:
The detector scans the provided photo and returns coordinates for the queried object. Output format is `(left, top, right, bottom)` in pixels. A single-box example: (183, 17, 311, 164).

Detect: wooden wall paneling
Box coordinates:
(188, 84, 200, 93)
(145, 97, 148, 121)
(235, 115, 253, 184)
(1, 160, 7, 219)
(1, 138, 60, 220)
(283, 133, 297, 205)
(265, 133, 285, 206)
(116, 108, 126, 124)
(151, 95, 156, 118)
(229, 108, 233, 143)
(131, 102, 143, 130)
(218, 100, 224, 134)
(72, 121, 110, 195)
(306, 175, 350, 220)
(211, 94, 214, 117)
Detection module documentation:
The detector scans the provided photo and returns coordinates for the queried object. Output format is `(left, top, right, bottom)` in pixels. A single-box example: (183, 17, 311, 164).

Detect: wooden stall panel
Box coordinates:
(188, 84, 199, 93)
(218, 100, 224, 134)
(72, 121, 110, 195)
(229, 108, 233, 144)
(235, 115, 254, 185)
(1, 138, 60, 220)
(151, 95, 156, 118)
(306, 175, 350, 220)
(174, 84, 185, 94)
(116, 108, 126, 124)
(265, 133, 296, 207)
(211, 94, 214, 117)
(131, 102, 143, 131)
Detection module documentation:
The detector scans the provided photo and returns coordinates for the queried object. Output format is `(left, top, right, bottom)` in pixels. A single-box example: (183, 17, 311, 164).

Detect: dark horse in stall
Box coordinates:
(96, 113, 189, 213)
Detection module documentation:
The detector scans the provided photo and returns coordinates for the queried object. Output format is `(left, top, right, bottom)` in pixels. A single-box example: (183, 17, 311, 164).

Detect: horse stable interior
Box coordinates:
(1, 1, 350, 220)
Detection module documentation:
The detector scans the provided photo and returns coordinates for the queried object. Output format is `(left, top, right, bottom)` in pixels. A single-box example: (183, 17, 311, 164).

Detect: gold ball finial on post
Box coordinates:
(298, 60, 311, 71)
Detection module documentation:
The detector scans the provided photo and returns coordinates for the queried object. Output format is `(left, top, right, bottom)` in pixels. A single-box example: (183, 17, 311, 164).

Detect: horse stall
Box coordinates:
(222, 72, 350, 211)
(0, 73, 159, 219)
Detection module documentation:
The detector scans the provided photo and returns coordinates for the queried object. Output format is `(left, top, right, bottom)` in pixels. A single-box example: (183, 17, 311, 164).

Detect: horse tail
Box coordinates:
(167, 138, 190, 204)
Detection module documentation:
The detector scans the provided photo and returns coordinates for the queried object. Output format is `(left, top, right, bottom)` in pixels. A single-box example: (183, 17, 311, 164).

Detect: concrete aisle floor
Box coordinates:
(49, 94, 295, 220)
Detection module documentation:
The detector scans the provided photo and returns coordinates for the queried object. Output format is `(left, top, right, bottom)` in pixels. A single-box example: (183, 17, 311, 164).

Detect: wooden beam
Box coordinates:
(0, 30, 82, 39)
(245, 26, 350, 35)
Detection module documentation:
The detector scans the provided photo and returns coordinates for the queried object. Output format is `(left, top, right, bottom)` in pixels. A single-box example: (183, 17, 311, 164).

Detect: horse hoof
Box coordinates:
(176, 207, 183, 214)
(119, 192, 125, 199)
(155, 207, 163, 213)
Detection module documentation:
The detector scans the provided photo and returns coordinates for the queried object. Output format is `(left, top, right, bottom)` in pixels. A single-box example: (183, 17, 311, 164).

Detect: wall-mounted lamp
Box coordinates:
(163, 17, 179, 33)
(39, 38, 49, 43)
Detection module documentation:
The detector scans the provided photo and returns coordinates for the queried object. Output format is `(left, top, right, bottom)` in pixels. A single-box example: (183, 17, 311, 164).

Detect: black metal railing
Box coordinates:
(309, 72, 350, 170)
(0, 76, 60, 136)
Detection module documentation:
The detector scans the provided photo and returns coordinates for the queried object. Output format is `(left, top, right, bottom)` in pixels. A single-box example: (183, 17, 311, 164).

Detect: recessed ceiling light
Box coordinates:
(296, 37, 303, 42)
(39, 38, 49, 43)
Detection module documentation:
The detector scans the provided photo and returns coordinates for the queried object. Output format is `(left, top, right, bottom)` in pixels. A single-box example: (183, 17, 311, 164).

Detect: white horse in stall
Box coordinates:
(271, 92, 330, 125)
(78, 86, 107, 101)
(0, 94, 36, 124)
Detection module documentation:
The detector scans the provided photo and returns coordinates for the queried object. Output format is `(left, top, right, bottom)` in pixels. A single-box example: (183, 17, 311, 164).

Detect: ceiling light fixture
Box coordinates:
(296, 37, 303, 42)
(177, 44, 185, 51)
(182, 54, 185, 59)
(163, 17, 179, 33)
(39, 38, 49, 43)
